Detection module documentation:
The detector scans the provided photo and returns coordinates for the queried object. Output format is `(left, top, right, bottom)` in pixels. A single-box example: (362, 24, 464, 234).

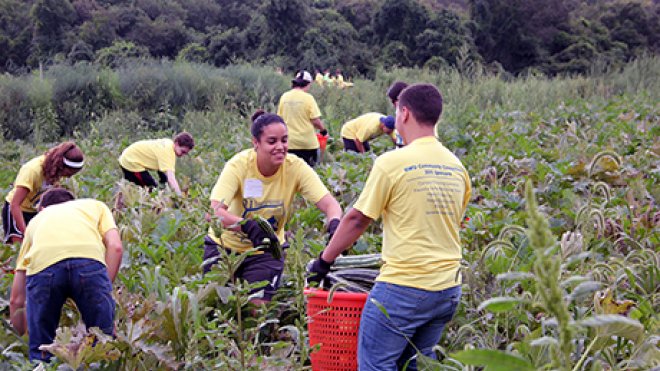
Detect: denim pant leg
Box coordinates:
(26, 263, 69, 362)
(68, 259, 115, 336)
(357, 282, 461, 371)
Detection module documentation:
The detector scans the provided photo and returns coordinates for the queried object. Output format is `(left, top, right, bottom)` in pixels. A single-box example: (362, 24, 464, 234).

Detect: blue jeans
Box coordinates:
(26, 258, 115, 362)
(358, 282, 461, 371)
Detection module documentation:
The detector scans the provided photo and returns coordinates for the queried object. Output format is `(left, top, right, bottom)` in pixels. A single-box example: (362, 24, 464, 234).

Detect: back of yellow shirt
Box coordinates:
(340, 112, 384, 142)
(277, 89, 322, 150)
(118, 139, 176, 172)
(5, 155, 49, 213)
(208, 150, 329, 252)
(353, 137, 471, 291)
(16, 199, 118, 275)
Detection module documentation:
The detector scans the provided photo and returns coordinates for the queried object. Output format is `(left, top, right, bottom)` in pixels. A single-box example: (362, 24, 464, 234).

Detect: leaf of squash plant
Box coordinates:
(579, 315, 644, 343)
(477, 297, 527, 313)
(451, 349, 535, 371)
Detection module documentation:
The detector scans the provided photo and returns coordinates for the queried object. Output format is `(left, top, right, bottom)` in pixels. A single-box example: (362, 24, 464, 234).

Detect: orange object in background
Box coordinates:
(317, 132, 328, 151)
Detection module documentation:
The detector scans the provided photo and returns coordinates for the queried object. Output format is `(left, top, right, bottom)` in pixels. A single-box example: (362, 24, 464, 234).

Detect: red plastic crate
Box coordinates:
(304, 288, 369, 371)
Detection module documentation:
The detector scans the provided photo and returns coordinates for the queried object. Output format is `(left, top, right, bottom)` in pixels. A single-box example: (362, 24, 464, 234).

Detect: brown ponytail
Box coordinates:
(42, 141, 85, 184)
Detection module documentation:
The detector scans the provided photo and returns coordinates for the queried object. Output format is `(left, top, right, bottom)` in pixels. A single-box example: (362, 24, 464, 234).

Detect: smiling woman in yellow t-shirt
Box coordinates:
(118, 132, 194, 195)
(204, 110, 342, 305)
(341, 113, 396, 153)
(3, 142, 85, 244)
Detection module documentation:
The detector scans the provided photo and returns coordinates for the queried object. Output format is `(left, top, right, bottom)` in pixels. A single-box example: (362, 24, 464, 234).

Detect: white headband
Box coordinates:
(63, 157, 84, 169)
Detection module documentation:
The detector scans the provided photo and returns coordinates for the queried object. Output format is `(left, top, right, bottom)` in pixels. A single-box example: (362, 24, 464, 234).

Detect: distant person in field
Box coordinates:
(335, 69, 344, 87)
(118, 132, 194, 196)
(308, 83, 471, 370)
(203, 110, 342, 305)
(3, 142, 84, 245)
(277, 70, 328, 167)
(341, 113, 395, 153)
(9, 188, 123, 362)
(314, 69, 324, 87)
(387, 81, 409, 148)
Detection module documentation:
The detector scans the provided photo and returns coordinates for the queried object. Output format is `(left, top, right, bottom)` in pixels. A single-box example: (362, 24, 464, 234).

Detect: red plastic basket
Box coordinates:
(304, 288, 369, 371)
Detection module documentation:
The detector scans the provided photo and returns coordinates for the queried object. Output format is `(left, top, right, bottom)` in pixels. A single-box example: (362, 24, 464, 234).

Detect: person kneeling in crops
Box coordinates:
(9, 188, 123, 362)
(308, 84, 472, 370)
(3, 142, 85, 245)
(118, 132, 194, 196)
(203, 110, 342, 305)
(341, 113, 396, 153)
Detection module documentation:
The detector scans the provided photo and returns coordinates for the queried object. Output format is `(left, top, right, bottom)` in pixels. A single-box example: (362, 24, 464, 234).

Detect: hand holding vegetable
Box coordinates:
(241, 217, 281, 259)
(306, 252, 334, 285)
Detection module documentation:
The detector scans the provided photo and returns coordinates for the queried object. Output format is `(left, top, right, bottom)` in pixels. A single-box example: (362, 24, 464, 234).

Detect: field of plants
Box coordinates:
(0, 58, 658, 370)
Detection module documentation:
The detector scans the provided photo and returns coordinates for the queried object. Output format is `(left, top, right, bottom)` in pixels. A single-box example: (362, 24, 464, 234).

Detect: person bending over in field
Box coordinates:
(9, 188, 123, 362)
(203, 110, 342, 305)
(387, 80, 409, 148)
(308, 84, 471, 370)
(3, 142, 84, 245)
(118, 132, 194, 196)
(341, 113, 396, 153)
(277, 70, 328, 167)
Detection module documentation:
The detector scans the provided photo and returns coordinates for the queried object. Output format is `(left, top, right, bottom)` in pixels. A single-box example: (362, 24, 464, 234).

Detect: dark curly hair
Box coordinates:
(250, 110, 286, 140)
(42, 142, 84, 185)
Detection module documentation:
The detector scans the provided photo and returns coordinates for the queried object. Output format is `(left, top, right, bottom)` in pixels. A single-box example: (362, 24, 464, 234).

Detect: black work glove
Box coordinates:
(319, 129, 328, 136)
(326, 218, 340, 243)
(306, 252, 334, 285)
(241, 219, 277, 249)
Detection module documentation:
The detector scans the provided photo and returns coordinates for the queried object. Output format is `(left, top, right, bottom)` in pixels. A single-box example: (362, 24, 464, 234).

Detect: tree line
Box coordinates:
(0, 0, 658, 77)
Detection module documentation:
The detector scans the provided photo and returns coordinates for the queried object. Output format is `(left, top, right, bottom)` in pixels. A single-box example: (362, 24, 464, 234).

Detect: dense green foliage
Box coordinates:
(0, 0, 658, 76)
(0, 59, 658, 369)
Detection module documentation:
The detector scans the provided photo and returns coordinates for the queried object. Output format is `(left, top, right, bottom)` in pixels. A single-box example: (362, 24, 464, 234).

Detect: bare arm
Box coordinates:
(315, 194, 342, 222)
(103, 229, 123, 282)
(311, 118, 325, 131)
(9, 270, 27, 335)
(9, 187, 30, 238)
(322, 208, 372, 262)
(165, 170, 182, 196)
(355, 139, 366, 153)
(210, 200, 242, 232)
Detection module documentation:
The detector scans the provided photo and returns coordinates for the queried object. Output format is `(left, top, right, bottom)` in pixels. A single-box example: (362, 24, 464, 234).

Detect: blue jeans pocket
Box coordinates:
(26, 272, 53, 306)
(79, 268, 112, 305)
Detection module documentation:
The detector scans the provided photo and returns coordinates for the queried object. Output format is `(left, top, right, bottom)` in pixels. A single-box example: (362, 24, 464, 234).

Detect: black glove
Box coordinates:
(319, 129, 328, 136)
(326, 218, 340, 243)
(306, 252, 334, 285)
(241, 219, 277, 249)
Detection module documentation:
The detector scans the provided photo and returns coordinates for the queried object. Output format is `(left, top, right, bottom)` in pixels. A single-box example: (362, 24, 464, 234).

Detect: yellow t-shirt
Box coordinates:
(118, 139, 176, 172)
(15, 199, 118, 275)
(340, 112, 385, 142)
(209, 149, 329, 252)
(315, 73, 324, 86)
(277, 89, 322, 150)
(5, 155, 50, 213)
(353, 136, 471, 291)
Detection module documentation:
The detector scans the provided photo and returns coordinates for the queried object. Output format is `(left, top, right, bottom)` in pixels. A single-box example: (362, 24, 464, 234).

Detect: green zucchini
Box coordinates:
(331, 253, 382, 270)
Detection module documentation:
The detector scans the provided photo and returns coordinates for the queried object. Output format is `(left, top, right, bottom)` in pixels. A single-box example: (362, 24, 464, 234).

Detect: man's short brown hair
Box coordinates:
(40, 188, 75, 208)
(398, 83, 443, 126)
(174, 132, 195, 149)
(387, 81, 408, 104)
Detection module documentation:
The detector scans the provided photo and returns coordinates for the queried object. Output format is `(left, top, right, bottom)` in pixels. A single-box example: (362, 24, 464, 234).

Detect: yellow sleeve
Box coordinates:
(462, 170, 472, 213)
(97, 202, 118, 235)
(295, 159, 330, 204)
(307, 96, 321, 119)
(156, 144, 176, 172)
(353, 161, 392, 220)
(210, 157, 243, 205)
(14, 162, 41, 191)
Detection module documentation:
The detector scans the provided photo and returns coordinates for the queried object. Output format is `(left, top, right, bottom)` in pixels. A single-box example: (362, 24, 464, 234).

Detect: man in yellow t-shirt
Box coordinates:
(118, 132, 194, 195)
(341, 113, 395, 153)
(9, 188, 123, 362)
(308, 83, 471, 370)
(277, 70, 327, 167)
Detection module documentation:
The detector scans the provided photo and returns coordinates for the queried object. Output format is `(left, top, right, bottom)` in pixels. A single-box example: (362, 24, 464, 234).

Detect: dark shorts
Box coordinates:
(121, 166, 167, 188)
(2, 201, 37, 243)
(288, 149, 319, 167)
(342, 137, 371, 152)
(202, 236, 285, 301)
